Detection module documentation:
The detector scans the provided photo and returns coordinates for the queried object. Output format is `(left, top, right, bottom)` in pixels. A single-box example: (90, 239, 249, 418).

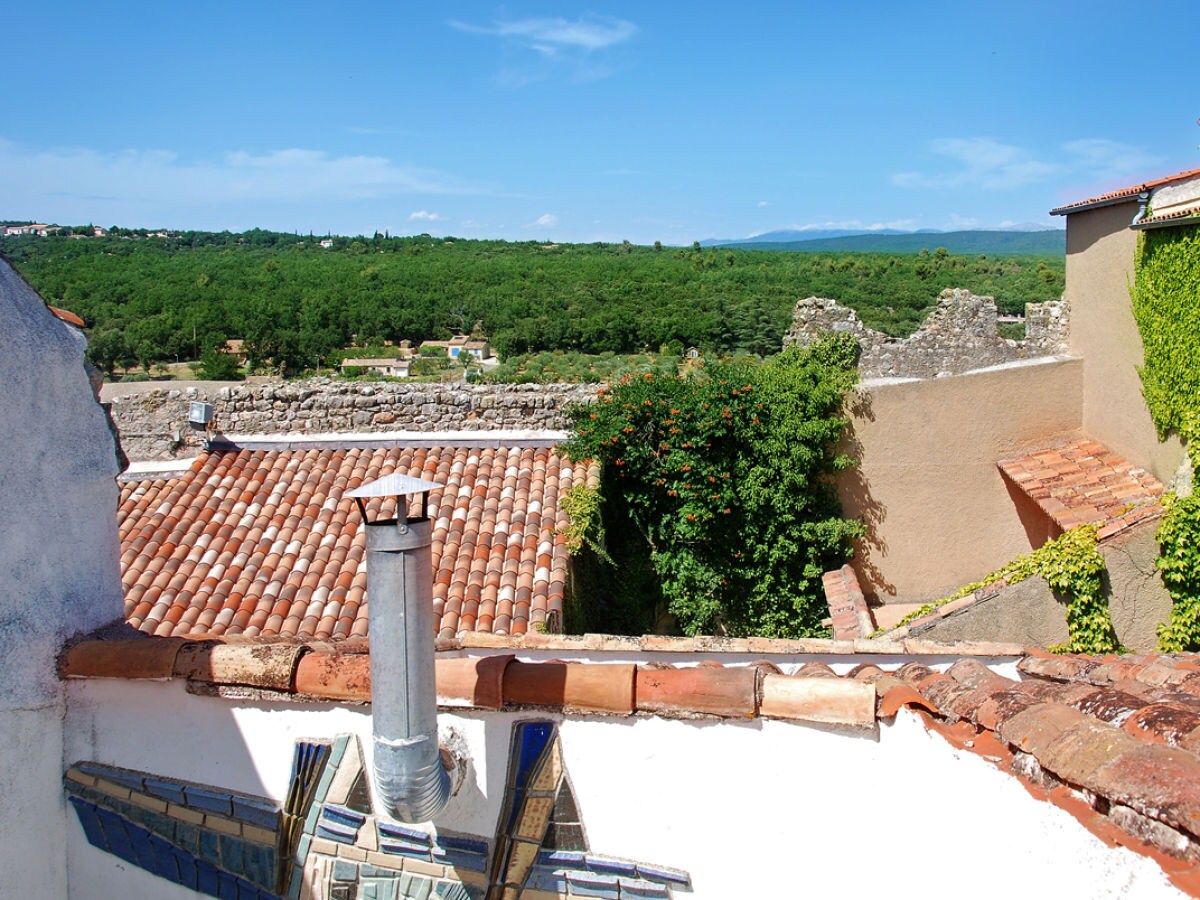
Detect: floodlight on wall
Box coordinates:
(187, 401, 214, 429)
(347, 472, 455, 823)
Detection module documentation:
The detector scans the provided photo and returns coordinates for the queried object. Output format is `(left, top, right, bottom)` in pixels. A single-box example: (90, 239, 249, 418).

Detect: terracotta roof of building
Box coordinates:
(118, 445, 598, 641)
(47, 305, 85, 328)
(1134, 207, 1200, 230)
(997, 438, 1165, 538)
(1050, 167, 1200, 215)
(58, 630, 1200, 893)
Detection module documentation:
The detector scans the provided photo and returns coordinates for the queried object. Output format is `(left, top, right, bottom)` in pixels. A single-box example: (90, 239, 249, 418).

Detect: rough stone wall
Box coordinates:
(109, 379, 599, 460)
(783, 288, 1069, 379)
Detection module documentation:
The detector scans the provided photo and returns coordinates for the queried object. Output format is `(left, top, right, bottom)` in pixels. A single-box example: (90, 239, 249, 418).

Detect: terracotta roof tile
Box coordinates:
(118, 445, 596, 641)
(997, 438, 1164, 537)
(1050, 167, 1200, 215)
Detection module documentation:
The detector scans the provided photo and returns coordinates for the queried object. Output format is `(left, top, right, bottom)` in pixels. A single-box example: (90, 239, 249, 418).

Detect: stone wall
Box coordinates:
(109, 379, 599, 460)
(783, 288, 1069, 379)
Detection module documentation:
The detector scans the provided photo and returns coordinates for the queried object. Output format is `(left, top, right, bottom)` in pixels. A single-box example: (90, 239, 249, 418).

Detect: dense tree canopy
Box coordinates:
(1, 231, 1063, 375)
(562, 336, 863, 638)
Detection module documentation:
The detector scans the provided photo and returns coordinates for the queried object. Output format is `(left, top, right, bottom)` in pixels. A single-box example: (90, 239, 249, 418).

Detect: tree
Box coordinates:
(563, 334, 863, 637)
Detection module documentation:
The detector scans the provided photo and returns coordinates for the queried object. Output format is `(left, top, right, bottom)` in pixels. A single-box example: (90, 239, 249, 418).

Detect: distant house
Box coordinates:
(319, 238, 334, 249)
(221, 339, 248, 364)
(340, 358, 410, 378)
(3, 223, 50, 236)
(419, 334, 492, 360)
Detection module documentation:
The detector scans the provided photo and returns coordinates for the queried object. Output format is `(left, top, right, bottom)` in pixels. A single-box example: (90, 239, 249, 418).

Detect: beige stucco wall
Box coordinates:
(1065, 201, 1185, 481)
(836, 357, 1083, 604)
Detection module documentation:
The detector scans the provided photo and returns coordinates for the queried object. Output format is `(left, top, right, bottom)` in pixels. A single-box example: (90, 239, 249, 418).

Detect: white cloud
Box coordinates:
(448, 16, 636, 53)
(408, 210, 441, 221)
(892, 138, 1056, 190)
(0, 138, 479, 227)
(893, 136, 1162, 193)
(533, 213, 558, 227)
(757, 200, 769, 208)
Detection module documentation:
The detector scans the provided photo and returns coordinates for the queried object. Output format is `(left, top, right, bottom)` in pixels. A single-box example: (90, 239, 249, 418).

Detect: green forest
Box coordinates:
(1, 230, 1064, 375)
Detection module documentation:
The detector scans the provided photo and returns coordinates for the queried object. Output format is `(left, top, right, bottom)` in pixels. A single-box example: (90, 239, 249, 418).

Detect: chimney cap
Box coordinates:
(348, 473, 444, 499)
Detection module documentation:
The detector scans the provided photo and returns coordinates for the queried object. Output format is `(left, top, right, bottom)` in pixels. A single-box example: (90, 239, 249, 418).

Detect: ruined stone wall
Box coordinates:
(109, 380, 598, 460)
(783, 288, 1069, 379)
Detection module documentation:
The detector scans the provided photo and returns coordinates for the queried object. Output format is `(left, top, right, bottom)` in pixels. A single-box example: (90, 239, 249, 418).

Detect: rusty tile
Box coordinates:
(293, 651, 371, 701)
(435, 655, 514, 709)
(173, 641, 306, 690)
(1039, 719, 1143, 789)
(60, 637, 186, 679)
(504, 661, 635, 714)
(635, 665, 759, 718)
(760, 674, 875, 727)
(1122, 704, 1200, 747)
(997, 703, 1090, 757)
(1093, 745, 1200, 837)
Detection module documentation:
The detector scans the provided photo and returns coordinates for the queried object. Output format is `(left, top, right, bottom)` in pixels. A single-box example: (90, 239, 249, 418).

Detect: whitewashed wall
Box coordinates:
(0, 261, 125, 900)
(65, 677, 1184, 900)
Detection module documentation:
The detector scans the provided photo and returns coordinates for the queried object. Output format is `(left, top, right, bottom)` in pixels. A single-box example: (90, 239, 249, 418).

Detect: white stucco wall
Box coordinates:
(65, 677, 1185, 900)
(0, 260, 125, 900)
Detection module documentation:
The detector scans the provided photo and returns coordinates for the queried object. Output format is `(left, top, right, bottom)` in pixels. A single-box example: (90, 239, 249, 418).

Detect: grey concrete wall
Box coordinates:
(907, 520, 1172, 652)
(107, 380, 599, 461)
(1065, 201, 1185, 482)
(837, 357, 1084, 604)
(0, 259, 125, 900)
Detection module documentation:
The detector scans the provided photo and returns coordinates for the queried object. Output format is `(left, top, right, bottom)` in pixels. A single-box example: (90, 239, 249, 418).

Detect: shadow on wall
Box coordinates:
(837, 391, 892, 600)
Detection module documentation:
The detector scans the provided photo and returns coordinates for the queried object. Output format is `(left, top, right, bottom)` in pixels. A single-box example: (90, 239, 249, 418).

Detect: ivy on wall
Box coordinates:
(1132, 226, 1200, 447)
(886, 524, 1121, 654)
(1130, 225, 1200, 651)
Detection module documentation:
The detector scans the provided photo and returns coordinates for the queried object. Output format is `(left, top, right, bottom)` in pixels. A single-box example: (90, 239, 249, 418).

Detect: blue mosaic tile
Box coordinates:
(526, 867, 569, 893)
(143, 777, 188, 805)
(435, 834, 489, 855)
(217, 870, 240, 900)
(537, 848, 587, 868)
(317, 821, 359, 844)
(199, 829, 223, 868)
(586, 856, 639, 878)
(94, 808, 136, 864)
(243, 841, 276, 889)
(567, 871, 621, 900)
(377, 821, 432, 844)
(435, 883, 473, 900)
(232, 795, 280, 831)
(323, 805, 367, 828)
(619, 878, 670, 899)
(432, 847, 486, 871)
(197, 859, 221, 895)
(220, 834, 247, 872)
(287, 864, 304, 900)
(185, 785, 234, 817)
(77, 763, 145, 793)
(176, 821, 201, 857)
(171, 846, 200, 891)
(147, 833, 182, 883)
(121, 800, 175, 839)
(406, 878, 433, 900)
(313, 758, 338, 804)
(294, 833, 312, 864)
(302, 803, 322, 835)
(68, 798, 108, 849)
(635, 864, 690, 888)
(328, 736, 349, 768)
(379, 838, 432, 859)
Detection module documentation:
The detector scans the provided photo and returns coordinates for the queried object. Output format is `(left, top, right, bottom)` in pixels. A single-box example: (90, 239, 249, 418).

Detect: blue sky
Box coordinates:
(3, 1, 1197, 243)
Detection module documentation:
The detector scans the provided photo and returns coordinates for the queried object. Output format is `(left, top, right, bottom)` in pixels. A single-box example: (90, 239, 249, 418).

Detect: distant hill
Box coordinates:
(699, 228, 913, 247)
(713, 229, 1065, 256)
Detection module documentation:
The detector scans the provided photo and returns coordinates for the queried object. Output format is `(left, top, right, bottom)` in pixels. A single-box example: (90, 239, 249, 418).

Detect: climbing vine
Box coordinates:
(885, 524, 1121, 653)
(562, 335, 863, 638)
(558, 482, 611, 563)
(1131, 226, 1200, 448)
(1131, 225, 1200, 651)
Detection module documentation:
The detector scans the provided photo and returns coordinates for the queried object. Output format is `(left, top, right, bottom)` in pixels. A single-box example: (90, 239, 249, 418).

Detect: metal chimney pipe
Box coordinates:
(349, 475, 452, 823)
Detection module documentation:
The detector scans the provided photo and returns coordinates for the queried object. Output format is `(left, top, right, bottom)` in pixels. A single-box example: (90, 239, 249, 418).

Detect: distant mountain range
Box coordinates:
(702, 227, 1065, 256)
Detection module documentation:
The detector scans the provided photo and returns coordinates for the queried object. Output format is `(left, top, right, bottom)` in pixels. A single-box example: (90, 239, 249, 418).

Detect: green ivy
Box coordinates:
(558, 482, 612, 563)
(1130, 225, 1200, 651)
(562, 335, 863, 638)
(881, 524, 1121, 653)
(1155, 492, 1200, 651)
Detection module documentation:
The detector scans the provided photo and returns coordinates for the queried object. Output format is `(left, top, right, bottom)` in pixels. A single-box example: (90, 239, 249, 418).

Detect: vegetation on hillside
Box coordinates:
(1, 231, 1062, 375)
